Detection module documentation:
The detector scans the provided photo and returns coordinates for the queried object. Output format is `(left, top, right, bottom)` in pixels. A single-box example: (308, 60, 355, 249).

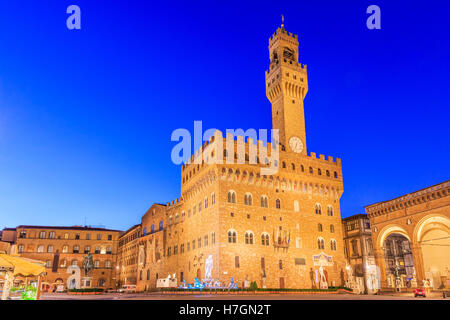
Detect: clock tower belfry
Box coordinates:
(265, 19, 308, 155)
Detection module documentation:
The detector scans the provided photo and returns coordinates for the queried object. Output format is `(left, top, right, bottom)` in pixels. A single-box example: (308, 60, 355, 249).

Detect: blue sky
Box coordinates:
(0, 0, 449, 231)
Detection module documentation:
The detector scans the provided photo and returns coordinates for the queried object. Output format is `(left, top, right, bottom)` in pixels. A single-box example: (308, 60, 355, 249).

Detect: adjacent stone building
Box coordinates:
(366, 180, 450, 291)
(342, 214, 379, 293)
(11, 225, 122, 291)
(116, 224, 141, 287)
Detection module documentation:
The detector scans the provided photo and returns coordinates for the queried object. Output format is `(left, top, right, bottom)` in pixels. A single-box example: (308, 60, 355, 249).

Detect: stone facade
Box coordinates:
(118, 24, 348, 291)
(11, 225, 121, 291)
(116, 224, 141, 286)
(366, 180, 450, 290)
(342, 214, 378, 293)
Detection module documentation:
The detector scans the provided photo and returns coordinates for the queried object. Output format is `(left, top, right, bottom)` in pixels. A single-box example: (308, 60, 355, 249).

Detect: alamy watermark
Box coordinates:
(171, 121, 280, 175)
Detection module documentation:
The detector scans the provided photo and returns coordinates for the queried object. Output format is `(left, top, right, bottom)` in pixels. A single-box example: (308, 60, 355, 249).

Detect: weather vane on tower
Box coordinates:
(281, 14, 285, 28)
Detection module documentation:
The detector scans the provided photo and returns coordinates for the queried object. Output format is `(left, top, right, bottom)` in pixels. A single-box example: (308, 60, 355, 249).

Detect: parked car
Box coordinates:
(414, 288, 426, 297)
(117, 285, 136, 293)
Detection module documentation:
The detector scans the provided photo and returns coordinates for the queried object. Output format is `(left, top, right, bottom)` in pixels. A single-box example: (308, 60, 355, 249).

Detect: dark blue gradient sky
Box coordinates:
(0, 1, 449, 231)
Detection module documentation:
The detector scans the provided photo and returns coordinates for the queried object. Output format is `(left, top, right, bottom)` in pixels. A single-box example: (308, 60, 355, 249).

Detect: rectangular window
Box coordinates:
(296, 237, 302, 248)
(279, 260, 283, 270)
(204, 235, 208, 246)
(86, 234, 91, 240)
(351, 240, 359, 255)
(108, 235, 112, 241)
(75, 234, 80, 240)
(211, 232, 215, 245)
(97, 234, 102, 240)
(18, 245, 24, 253)
(235, 256, 240, 268)
(211, 193, 215, 205)
(192, 240, 196, 250)
(174, 245, 178, 255)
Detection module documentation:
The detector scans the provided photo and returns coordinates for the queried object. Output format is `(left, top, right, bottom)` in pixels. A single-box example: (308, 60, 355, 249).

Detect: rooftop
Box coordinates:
(15, 225, 123, 232)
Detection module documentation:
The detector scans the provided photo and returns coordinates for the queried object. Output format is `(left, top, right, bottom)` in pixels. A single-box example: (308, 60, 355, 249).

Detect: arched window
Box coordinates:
(72, 259, 78, 266)
(151, 224, 155, 234)
(73, 245, 79, 253)
(334, 171, 338, 178)
(282, 162, 286, 168)
(60, 259, 67, 268)
(318, 223, 323, 232)
(327, 205, 334, 216)
(175, 214, 179, 223)
(261, 233, 270, 246)
(294, 200, 300, 212)
(227, 230, 237, 243)
(245, 231, 254, 244)
(276, 199, 281, 209)
(261, 195, 268, 208)
(309, 167, 313, 174)
(244, 193, 253, 206)
(105, 260, 111, 268)
(159, 220, 164, 231)
(330, 224, 335, 233)
(62, 245, 68, 253)
(318, 168, 322, 175)
(330, 239, 337, 250)
(317, 238, 325, 249)
(94, 260, 100, 268)
(143, 227, 147, 236)
(47, 245, 54, 253)
(227, 190, 236, 203)
(326, 170, 330, 177)
(291, 163, 295, 170)
(315, 203, 322, 215)
(301, 165, 304, 172)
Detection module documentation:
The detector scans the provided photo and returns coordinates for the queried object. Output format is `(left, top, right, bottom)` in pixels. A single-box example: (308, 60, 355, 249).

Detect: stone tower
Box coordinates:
(265, 20, 308, 155)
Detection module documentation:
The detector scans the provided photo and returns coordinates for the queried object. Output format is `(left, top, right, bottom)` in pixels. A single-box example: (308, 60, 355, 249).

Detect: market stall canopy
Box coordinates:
(0, 254, 46, 277)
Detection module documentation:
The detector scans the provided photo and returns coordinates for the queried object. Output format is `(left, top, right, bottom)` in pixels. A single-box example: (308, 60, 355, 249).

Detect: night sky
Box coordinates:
(0, 0, 449, 231)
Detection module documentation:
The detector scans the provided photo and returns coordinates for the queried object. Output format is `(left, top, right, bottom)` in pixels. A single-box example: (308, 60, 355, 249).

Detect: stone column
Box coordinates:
(374, 247, 387, 289)
(411, 244, 425, 286)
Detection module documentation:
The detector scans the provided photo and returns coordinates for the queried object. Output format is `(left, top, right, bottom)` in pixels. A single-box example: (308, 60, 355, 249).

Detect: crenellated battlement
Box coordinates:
(265, 62, 307, 76)
(308, 152, 341, 166)
(166, 197, 183, 208)
(269, 27, 298, 46)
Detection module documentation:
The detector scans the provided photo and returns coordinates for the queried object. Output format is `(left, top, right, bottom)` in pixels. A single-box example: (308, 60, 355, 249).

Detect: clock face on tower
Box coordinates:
(289, 136, 304, 153)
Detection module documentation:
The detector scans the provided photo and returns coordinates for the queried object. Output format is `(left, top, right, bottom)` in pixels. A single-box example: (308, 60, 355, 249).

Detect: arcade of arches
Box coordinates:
(366, 181, 450, 290)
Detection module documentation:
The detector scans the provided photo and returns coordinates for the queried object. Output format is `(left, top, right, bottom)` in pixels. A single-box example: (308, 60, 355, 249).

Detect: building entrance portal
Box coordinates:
(383, 233, 415, 289)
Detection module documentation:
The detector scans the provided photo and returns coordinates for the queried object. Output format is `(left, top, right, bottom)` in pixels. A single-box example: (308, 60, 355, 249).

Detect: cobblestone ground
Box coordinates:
(40, 292, 447, 300)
